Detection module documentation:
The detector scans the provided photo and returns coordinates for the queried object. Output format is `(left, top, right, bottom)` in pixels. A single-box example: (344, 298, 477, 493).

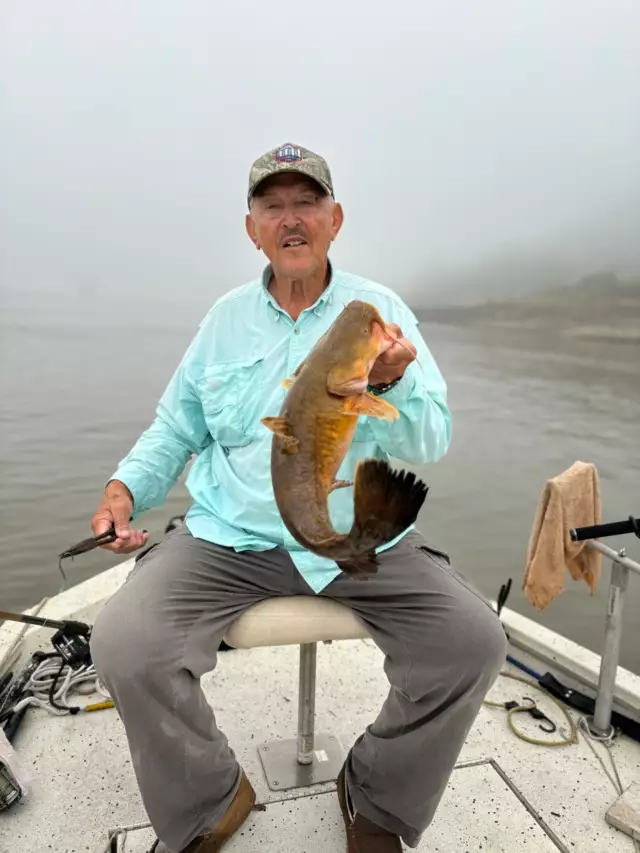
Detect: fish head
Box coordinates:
(323, 301, 399, 394)
(336, 300, 396, 360)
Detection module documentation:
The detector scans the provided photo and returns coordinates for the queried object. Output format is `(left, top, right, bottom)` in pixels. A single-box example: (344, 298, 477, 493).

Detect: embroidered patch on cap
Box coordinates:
(275, 143, 303, 163)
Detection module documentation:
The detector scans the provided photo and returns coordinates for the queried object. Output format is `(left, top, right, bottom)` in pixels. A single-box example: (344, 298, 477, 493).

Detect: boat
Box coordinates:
(1, 512, 639, 853)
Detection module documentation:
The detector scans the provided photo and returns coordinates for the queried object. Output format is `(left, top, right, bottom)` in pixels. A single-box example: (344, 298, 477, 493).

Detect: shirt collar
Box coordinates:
(261, 259, 337, 321)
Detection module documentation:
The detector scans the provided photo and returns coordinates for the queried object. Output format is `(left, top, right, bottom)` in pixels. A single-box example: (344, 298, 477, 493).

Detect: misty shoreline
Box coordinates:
(415, 272, 640, 347)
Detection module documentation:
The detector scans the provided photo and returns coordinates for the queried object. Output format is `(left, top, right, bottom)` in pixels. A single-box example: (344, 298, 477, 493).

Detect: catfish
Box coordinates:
(261, 299, 428, 577)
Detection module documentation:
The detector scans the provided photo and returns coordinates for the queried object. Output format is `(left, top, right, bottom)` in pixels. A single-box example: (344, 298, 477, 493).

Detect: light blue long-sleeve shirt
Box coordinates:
(111, 264, 452, 592)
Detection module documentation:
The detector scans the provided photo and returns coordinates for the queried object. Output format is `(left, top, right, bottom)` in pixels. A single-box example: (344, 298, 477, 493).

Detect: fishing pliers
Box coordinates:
(58, 524, 118, 560)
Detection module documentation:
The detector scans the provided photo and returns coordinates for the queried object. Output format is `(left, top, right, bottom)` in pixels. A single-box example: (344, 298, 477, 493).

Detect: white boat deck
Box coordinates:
(1, 564, 639, 853)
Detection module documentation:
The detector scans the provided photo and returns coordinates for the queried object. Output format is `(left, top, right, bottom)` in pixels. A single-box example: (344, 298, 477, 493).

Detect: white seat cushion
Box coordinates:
(223, 596, 370, 649)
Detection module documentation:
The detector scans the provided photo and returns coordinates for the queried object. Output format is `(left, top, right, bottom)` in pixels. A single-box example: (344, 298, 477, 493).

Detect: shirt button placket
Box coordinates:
(287, 318, 305, 376)
(281, 314, 311, 550)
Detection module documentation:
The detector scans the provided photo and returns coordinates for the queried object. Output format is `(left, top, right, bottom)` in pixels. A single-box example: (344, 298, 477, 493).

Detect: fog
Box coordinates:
(2, 0, 639, 311)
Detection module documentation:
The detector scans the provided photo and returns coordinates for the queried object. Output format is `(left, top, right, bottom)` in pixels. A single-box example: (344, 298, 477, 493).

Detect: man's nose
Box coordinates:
(282, 216, 301, 230)
(282, 205, 301, 229)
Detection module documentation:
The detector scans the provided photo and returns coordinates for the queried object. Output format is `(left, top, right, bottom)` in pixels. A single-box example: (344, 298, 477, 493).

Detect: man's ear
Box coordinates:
(330, 201, 344, 242)
(245, 213, 260, 250)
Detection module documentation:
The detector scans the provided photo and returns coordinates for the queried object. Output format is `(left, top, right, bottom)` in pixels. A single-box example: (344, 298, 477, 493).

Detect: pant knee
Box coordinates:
(399, 603, 506, 704)
(90, 596, 151, 685)
(459, 603, 507, 690)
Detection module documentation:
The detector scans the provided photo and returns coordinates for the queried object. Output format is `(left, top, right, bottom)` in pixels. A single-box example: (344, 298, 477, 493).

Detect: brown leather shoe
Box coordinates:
(184, 770, 256, 853)
(148, 770, 256, 853)
(336, 764, 402, 852)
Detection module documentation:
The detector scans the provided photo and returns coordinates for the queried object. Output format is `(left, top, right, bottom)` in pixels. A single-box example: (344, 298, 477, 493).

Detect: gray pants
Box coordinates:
(91, 526, 506, 852)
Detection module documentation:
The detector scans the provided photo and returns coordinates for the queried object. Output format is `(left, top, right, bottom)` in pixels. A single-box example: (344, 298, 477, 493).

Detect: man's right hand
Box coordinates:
(91, 480, 149, 554)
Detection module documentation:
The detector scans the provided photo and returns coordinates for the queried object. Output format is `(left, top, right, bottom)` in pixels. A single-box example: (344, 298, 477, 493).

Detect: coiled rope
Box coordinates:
(8, 653, 112, 717)
(484, 670, 578, 747)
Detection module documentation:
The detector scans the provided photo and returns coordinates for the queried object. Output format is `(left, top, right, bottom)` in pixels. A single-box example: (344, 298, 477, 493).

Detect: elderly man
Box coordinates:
(90, 144, 506, 853)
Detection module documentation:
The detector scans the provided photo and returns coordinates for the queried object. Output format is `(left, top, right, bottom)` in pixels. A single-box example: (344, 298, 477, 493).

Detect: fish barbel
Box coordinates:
(261, 299, 429, 577)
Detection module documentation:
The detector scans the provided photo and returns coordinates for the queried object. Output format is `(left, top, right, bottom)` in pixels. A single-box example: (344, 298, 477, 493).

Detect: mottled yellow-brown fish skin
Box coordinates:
(261, 299, 428, 576)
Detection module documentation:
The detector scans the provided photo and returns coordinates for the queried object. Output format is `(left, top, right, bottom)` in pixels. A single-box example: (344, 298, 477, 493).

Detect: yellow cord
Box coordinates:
(84, 700, 115, 712)
(483, 671, 578, 747)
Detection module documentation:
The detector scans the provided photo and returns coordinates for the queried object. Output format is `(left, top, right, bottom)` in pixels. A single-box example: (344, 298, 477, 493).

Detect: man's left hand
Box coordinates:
(368, 323, 417, 387)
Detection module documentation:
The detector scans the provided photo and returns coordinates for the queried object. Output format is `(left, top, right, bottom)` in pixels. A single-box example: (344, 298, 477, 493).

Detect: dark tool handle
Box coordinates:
(0, 611, 90, 635)
(496, 578, 512, 616)
(58, 524, 118, 559)
(570, 515, 639, 541)
(0, 671, 13, 701)
(2, 705, 29, 742)
(0, 610, 67, 631)
(58, 515, 139, 560)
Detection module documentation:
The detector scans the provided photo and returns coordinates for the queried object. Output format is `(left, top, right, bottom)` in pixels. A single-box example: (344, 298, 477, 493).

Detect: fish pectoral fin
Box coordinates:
(261, 416, 293, 437)
(343, 392, 399, 422)
(330, 479, 353, 492)
(261, 416, 300, 453)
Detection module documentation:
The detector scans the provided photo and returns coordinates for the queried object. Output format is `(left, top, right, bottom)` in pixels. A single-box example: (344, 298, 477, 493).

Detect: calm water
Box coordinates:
(1, 289, 638, 672)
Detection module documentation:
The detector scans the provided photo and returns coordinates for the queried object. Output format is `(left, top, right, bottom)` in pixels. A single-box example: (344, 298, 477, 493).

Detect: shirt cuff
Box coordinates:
(105, 466, 152, 518)
(376, 369, 415, 404)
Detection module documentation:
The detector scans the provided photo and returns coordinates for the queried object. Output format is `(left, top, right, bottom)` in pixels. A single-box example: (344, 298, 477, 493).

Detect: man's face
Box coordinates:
(246, 173, 344, 279)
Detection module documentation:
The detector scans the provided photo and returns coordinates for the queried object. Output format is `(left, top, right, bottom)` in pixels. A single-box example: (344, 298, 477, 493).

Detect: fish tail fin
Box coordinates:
(336, 459, 429, 578)
(352, 458, 429, 542)
(335, 551, 380, 577)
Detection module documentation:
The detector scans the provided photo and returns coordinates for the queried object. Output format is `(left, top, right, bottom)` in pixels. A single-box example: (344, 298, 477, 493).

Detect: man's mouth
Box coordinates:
(281, 236, 308, 248)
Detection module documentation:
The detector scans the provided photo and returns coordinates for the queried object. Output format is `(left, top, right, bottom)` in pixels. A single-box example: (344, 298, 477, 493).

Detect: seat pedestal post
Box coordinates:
(258, 642, 346, 792)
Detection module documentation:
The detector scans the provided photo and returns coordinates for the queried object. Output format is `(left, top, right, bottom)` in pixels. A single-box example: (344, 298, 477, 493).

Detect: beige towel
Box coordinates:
(523, 461, 602, 610)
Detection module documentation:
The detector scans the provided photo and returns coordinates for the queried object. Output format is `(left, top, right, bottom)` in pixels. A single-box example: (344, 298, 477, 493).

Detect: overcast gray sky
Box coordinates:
(2, 0, 639, 306)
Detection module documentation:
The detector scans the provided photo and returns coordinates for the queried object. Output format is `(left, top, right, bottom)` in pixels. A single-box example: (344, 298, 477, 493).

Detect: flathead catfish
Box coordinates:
(261, 299, 428, 577)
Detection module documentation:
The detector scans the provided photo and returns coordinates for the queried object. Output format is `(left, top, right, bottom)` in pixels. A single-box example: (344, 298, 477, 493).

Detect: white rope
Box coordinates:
(9, 655, 111, 717)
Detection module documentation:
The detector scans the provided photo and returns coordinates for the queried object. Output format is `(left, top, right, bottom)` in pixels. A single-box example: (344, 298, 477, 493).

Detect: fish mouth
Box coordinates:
(372, 320, 395, 354)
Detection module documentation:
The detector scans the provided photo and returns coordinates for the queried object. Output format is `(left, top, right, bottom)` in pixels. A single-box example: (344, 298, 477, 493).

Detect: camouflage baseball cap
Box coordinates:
(247, 142, 334, 204)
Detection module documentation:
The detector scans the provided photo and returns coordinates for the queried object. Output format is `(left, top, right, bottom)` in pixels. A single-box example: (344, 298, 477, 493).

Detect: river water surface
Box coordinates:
(1, 289, 638, 672)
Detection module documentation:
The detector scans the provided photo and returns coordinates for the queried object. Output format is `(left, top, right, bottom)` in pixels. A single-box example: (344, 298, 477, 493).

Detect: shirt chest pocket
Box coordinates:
(198, 357, 265, 448)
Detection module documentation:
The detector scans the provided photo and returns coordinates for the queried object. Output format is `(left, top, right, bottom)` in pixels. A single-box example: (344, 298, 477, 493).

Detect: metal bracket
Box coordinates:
(258, 733, 346, 791)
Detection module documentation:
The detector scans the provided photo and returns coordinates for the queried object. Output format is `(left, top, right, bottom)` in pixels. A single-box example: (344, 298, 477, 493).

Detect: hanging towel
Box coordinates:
(523, 461, 602, 610)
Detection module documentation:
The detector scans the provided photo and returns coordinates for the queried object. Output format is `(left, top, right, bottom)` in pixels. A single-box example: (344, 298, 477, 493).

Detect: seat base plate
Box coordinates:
(258, 733, 346, 792)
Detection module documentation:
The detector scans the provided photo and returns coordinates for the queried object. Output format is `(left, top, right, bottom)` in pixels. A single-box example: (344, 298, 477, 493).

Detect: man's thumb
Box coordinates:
(109, 497, 132, 539)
